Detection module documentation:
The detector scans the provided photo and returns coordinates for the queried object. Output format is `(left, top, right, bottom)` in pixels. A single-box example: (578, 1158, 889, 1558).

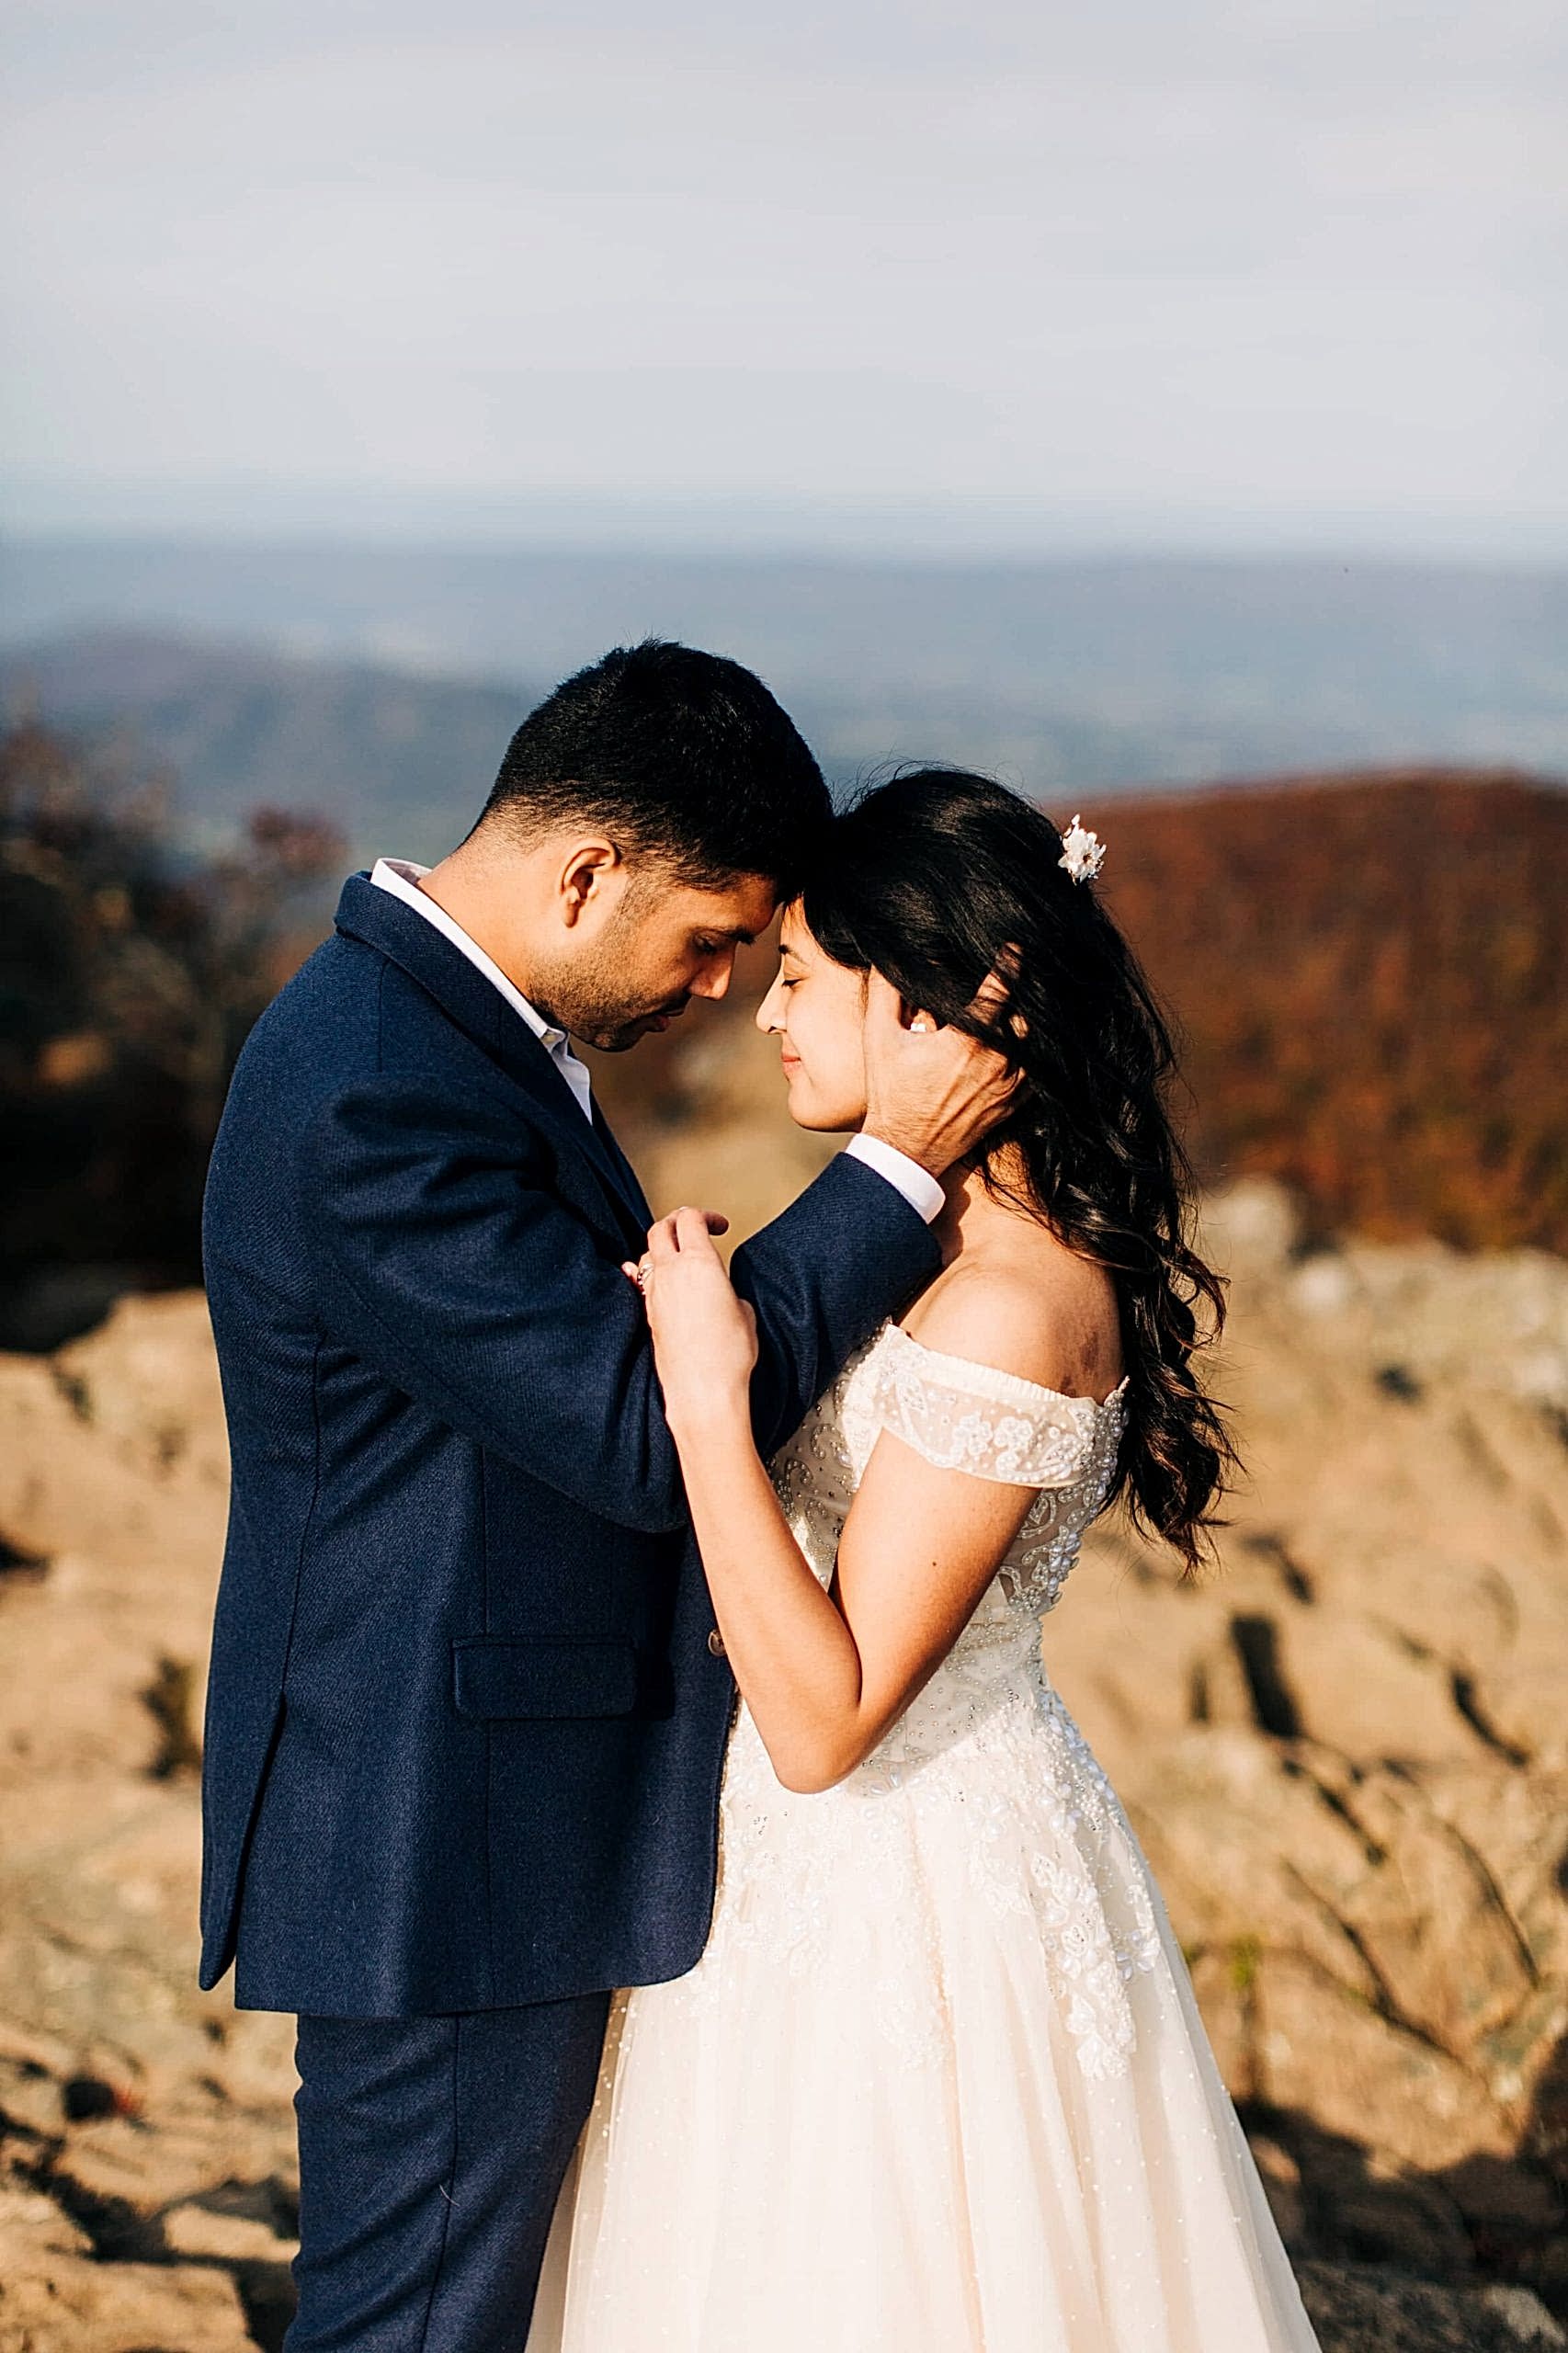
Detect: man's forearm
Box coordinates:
(732, 1153, 941, 1461)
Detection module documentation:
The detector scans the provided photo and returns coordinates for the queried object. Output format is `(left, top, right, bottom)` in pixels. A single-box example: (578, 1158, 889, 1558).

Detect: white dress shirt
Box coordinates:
(370, 858, 596, 1120)
(367, 858, 944, 1222)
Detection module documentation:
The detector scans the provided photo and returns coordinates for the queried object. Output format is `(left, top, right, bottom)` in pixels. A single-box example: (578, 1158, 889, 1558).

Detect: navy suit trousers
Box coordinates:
(287, 1997, 609, 2352)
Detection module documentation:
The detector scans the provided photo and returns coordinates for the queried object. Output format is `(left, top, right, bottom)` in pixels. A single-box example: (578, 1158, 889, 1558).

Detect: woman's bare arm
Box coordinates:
(639, 1208, 1061, 1794)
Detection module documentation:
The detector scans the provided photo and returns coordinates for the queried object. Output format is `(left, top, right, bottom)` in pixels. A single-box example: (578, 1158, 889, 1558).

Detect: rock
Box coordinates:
(1053, 1180, 1568, 2310)
(1478, 2287, 1568, 2348)
(0, 2250, 255, 2352)
(1252, 1954, 1501, 2174)
(2, 1179, 1567, 2339)
(1279, 2123, 1477, 2274)
(0, 1297, 295, 2346)
(1300, 2261, 1567, 2351)
(1248, 2131, 1306, 2249)
(1200, 1176, 1305, 1280)
(163, 2189, 300, 2264)
(0, 2178, 94, 2267)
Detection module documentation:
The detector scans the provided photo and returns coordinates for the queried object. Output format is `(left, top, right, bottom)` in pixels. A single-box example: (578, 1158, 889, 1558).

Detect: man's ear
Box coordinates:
(557, 838, 620, 927)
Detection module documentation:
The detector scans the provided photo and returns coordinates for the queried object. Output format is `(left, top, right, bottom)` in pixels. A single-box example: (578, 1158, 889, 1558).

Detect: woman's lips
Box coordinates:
(780, 1051, 801, 1074)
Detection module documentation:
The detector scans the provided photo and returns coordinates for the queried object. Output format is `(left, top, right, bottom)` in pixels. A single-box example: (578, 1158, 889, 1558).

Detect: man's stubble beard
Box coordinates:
(542, 914, 677, 1054)
(580, 1008, 659, 1054)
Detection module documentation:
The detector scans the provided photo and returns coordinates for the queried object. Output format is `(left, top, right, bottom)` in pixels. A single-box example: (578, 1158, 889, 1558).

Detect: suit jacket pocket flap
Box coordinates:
(452, 1639, 639, 1720)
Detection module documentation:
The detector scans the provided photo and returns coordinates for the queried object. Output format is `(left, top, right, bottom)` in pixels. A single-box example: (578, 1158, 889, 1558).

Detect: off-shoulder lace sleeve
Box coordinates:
(866, 1324, 1120, 1489)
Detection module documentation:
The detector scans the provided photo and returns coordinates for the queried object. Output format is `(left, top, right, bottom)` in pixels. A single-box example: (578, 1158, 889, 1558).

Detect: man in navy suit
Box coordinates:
(200, 642, 1011, 2348)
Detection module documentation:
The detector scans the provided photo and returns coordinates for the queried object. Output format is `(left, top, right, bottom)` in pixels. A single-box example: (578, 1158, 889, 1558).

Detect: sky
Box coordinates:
(2, 0, 1564, 557)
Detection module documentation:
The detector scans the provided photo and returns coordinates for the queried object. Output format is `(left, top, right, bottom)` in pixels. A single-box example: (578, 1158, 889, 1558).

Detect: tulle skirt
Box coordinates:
(528, 1678, 1319, 2351)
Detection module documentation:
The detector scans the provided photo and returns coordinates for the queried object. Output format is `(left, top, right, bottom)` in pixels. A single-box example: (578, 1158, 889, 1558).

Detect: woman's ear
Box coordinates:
(867, 967, 937, 1034)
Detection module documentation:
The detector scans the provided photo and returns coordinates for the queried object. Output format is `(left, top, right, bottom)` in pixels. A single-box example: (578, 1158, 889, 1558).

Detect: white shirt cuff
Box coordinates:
(843, 1134, 946, 1223)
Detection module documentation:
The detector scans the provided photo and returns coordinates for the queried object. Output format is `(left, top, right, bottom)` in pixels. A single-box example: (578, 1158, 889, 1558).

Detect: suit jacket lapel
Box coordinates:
(591, 1097, 653, 1233)
(333, 874, 650, 1255)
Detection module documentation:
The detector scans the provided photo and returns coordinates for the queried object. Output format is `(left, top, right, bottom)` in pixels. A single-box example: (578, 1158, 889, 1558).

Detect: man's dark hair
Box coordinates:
(480, 640, 830, 893)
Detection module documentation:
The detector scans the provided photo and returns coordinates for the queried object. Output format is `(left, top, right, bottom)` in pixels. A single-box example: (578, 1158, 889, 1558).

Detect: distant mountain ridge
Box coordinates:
(0, 630, 530, 862)
(2, 540, 1565, 846)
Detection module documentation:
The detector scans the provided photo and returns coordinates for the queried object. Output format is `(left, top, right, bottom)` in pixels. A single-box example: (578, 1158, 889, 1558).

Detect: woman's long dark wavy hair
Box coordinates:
(801, 768, 1237, 1574)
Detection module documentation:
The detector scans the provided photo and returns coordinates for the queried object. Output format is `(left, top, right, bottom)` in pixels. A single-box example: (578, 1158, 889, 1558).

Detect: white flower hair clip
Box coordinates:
(1057, 813, 1107, 883)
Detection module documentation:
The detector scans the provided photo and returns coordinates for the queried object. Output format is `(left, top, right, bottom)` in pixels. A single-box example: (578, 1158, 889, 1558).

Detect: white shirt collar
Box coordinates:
(368, 858, 594, 1120)
(366, 861, 943, 1223)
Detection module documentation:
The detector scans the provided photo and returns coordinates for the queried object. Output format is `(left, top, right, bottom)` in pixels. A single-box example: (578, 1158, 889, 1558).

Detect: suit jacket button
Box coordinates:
(707, 1629, 727, 1658)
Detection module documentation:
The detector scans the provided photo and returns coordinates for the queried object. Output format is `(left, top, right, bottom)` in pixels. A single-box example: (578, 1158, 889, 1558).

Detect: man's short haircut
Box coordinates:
(481, 640, 830, 894)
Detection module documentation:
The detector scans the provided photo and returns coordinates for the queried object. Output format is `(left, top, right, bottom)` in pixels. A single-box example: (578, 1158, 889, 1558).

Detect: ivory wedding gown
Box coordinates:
(528, 1320, 1320, 2352)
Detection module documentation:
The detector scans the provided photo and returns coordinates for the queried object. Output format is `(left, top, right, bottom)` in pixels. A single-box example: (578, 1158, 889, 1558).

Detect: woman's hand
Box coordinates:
(623, 1207, 757, 1436)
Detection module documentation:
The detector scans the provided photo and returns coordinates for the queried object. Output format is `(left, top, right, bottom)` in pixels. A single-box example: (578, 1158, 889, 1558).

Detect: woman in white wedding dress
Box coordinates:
(529, 771, 1320, 2353)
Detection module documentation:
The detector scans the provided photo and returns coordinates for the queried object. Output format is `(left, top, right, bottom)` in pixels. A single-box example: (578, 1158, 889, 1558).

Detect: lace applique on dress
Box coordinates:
(865, 1322, 1125, 1491)
(860, 1325, 1130, 1620)
(676, 1318, 1162, 2083)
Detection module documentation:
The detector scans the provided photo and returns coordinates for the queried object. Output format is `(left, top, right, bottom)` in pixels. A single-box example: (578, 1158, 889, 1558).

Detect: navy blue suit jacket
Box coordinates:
(199, 875, 939, 2017)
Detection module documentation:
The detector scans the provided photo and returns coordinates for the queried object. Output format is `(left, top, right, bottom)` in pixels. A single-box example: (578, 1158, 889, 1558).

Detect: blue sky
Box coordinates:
(3, 0, 1563, 554)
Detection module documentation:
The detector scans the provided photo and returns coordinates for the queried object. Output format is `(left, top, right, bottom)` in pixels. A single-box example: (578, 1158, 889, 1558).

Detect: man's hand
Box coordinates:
(860, 970, 1020, 1178)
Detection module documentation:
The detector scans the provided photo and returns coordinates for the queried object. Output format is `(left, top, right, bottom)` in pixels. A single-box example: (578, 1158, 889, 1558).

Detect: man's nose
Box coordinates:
(691, 953, 733, 1002)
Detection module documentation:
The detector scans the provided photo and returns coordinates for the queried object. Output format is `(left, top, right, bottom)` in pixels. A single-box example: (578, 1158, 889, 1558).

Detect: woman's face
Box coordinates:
(756, 907, 873, 1131)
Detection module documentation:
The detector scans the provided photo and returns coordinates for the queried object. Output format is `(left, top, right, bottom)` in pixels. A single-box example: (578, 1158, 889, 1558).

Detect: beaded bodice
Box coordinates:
(767, 1318, 1130, 1784)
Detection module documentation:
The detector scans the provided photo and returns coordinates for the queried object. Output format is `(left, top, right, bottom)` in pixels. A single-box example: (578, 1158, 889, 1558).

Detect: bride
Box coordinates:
(528, 769, 1321, 2352)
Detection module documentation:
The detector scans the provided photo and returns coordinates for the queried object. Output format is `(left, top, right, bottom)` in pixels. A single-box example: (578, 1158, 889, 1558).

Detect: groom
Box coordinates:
(200, 641, 1008, 2348)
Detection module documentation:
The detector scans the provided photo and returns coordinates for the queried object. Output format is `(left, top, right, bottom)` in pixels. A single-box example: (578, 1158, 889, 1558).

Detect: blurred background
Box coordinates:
(2, 5, 1566, 2348)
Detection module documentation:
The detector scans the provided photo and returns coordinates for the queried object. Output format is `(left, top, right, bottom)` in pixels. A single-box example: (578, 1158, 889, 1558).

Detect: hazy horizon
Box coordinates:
(7, 496, 1568, 569)
(6, 540, 1564, 851)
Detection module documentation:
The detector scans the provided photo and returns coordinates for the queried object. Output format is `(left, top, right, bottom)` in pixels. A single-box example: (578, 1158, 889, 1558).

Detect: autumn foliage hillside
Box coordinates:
(1096, 768, 1568, 1254)
(592, 765, 1568, 1260)
(4, 732, 1563, 1353)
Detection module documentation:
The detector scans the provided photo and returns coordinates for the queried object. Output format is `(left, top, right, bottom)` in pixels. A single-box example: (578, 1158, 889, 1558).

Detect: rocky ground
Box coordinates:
(1, 1176, 1566, 2350)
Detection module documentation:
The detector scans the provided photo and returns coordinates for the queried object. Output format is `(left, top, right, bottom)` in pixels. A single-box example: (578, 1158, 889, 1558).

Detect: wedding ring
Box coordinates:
(636, 1256, 654, 1291)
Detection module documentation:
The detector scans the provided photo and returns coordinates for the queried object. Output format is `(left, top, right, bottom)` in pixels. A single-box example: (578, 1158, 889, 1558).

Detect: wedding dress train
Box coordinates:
(528, 1320, 1319, 2351)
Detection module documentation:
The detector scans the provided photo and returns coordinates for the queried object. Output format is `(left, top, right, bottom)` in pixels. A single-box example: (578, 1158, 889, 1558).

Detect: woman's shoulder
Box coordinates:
(899, 1251, 1124, 1411)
